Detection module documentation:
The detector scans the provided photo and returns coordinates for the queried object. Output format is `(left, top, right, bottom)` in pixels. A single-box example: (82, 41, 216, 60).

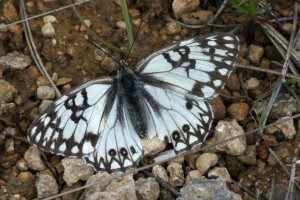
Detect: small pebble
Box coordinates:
(62, 83, 72, 93)
(4, 138, 14, 154)
(152, 165, 169, 182)
(41, 22, 55, 37)
(83, 173, 136, 200)
(9, 177, 22, 187)
(2, 127, 18, 137)
(80, 19, 91, 32)
(8, 24, 23, 35)
(60, 182, 82, 200)
(255, 94, 298, 118)
(282, 23, 293, 33)
(160, 188, 173, 200)
(135, 177, 160, 200)
(245, 77, 260, 89)
(232, 192, 243, 200)
(237, 145, 257, 165)
(43, 15, 57, 23)
(36, 86, 55, 100)
(227, 103, 249, 121)
(0, 79, 18, 103)
(100, 56, 118, 73)
(142, 136, 167, 157)
(84, 172, 111, 195)
(167, 163, 184, 187)
(167, 156, 185, 165)
(0, 51, 31, 69)
(24, 146, 46, 171)
(56, 77, 72, 86)
(185, 153, 200, 169)
(209, 97, 226, 120)
(247, 44, 264, 64)
(0, 23, 8, 32)
(227, 74, 240, 91)
(94, 48, 107, 61)
(61, 158, 94, 186)
(179, 179, 233, 200)
(3, 1, 18, 20)
(264, 45, 282, 61)
(166, 22, 181, 35)
(116, 21, 126, 29)
(51, 38, 57, 46)
(195, 153, 218, 176)
(16, 158, 29, 171)
(185, 170, 202, 184)
(36, 174, 59, 198)
(52, 72, 58, 82)
(265, 124, 280, 134)
(27, 66, 39, 78)
(66, 45, 76, 57)
(205, 120, 246, 155)
(14, 95, 23, 106)
(182, 11, 213, 25)
(273, 117, 296, 139)
(8, 194, 21, 200)
(207, 167, 231, 182)
(36, 76, 49, 87)
(272, 142, 295, 164)
(17, 171, 33, 182)
(172, 0, 200, 19)
(39, 100, 53, 113)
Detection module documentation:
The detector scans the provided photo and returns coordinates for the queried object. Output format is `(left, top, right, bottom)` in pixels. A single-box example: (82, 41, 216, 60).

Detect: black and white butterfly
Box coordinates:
(28, 33, 239, 172)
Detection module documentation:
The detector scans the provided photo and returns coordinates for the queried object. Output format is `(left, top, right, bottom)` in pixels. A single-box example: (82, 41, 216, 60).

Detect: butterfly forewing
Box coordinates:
(28, 78, 114, 156)
(28, 33, 239, 172)
(136, 33, 239, 99)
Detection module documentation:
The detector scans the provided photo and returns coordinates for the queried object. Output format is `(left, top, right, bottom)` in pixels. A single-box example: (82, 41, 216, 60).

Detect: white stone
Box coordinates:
(43, 15, 57, 23)
(41, 22, 55, 37)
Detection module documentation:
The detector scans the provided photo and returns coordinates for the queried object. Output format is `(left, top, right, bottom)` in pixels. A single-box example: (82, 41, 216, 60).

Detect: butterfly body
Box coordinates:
(28, 33, 239, 172)
(117, 65, 148, 137)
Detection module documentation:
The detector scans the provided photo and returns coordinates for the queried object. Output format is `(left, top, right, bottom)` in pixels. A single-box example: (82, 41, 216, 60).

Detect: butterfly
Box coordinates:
(27, 33, 239, 172)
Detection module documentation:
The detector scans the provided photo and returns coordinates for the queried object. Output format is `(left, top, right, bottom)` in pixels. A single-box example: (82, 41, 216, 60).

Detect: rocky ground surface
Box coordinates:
(0, 0, 299, 200)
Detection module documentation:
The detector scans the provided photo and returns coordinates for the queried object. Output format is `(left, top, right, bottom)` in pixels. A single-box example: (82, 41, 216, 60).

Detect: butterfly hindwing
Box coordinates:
(141, 84, 213, 153)
(84, 95, 143, 172)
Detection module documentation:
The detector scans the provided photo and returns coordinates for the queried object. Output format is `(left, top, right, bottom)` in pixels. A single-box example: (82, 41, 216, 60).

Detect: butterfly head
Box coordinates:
(117, 60, 131, 77)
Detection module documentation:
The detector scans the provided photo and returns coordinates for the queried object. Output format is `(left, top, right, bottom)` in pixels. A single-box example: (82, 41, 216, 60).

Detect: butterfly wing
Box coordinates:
(135, 33, 239, 152)
(140, 84, 213, 153)
(28, 78, 115, 157)
(28, 77, 143, 172)
(135, 33, 239, 99)
(84, 94, 143, 172)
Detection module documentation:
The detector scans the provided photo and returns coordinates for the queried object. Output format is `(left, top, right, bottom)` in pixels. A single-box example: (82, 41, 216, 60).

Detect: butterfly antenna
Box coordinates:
(88, 39, 123, 67)
(124, 19, 143, 62)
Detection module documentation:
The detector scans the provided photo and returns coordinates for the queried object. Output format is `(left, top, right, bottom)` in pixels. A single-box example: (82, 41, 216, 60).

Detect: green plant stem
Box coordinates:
(121, 0, 134, 52)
